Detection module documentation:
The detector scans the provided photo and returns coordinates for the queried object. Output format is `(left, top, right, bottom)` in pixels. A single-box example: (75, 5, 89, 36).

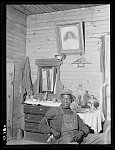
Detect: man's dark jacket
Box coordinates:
(39, 106, 90, 137)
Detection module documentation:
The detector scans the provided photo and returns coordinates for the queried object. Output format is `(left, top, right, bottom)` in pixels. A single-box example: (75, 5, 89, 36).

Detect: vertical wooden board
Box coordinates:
(6, 5, 27, 139)
(6, 60, 14, 141)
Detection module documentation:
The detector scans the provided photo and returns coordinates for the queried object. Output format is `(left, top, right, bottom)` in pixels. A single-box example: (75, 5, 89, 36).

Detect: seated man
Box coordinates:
(38, 89, 106, 144)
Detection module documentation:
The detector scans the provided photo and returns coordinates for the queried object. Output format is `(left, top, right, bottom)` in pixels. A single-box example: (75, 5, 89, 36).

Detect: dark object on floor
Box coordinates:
(16, 128, 24, 140)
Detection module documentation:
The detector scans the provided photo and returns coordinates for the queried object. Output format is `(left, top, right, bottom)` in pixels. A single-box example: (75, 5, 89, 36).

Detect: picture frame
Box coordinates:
(56, 22, 85, 55)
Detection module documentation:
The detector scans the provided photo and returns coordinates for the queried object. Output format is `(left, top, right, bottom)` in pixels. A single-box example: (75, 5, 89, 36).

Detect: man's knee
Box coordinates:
(82, 133, 104, 144)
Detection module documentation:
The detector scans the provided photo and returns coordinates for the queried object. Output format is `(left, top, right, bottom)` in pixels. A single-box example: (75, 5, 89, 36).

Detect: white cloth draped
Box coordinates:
(77, 109, 105, 133)
(24, 99, 61, 107)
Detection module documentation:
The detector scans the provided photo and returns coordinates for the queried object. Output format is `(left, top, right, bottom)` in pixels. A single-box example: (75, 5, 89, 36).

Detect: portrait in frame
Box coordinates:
(56, 22, 85, 55)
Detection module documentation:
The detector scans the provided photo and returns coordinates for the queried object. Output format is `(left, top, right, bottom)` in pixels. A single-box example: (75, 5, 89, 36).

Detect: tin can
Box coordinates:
(16, 127, 24, 140)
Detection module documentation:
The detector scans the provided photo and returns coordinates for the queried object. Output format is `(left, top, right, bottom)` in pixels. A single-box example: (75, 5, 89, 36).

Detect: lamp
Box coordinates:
(55, 54, 66, 61)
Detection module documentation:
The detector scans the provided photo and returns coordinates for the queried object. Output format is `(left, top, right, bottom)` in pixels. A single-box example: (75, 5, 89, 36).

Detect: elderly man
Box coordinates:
(38, 89, 106, 144)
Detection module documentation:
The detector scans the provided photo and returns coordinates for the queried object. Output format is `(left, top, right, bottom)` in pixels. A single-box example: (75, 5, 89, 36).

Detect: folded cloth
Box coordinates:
(104, 125, 111, 144)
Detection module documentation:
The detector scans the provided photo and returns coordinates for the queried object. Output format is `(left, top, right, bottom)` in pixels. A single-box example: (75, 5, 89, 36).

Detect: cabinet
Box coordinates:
(23, 58, 64, 142)
(23, 104, 51, 142)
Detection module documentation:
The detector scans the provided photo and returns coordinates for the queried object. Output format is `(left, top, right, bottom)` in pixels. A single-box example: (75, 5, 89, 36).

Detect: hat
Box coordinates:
(59, 89, 76, 100)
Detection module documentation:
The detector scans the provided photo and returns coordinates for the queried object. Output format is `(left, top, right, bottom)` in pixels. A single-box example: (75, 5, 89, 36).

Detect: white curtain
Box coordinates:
(105, 35, 110, 120)
(100, 34, 110, 120)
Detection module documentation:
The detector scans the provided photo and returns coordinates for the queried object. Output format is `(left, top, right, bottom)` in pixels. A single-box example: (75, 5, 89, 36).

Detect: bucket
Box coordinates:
(16, 127, 24, 140)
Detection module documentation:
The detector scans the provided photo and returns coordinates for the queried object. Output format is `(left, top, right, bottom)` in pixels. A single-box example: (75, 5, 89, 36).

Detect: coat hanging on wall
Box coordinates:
(21, 56, 33, 101)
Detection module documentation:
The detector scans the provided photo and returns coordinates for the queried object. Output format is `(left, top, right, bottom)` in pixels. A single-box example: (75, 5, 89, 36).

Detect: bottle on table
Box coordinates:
(77, 84, 84, 105)
(83, 91, 90, 104)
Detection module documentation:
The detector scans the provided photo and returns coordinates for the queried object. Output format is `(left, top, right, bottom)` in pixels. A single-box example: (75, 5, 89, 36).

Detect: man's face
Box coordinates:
(61, 94, 72, 108)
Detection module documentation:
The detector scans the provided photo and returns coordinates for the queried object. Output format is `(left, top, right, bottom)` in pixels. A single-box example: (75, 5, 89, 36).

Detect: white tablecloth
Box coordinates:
(77, 110, 105, 133)
(24, 99, 61, 107)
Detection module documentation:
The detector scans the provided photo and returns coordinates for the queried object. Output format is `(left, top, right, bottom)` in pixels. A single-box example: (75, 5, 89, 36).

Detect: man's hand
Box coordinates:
(72, 130, 85, 143)
(50, 128, 61, 140)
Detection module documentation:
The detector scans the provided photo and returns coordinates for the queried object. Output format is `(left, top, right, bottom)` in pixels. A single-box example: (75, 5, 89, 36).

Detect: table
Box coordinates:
(77, 109, 105, 133)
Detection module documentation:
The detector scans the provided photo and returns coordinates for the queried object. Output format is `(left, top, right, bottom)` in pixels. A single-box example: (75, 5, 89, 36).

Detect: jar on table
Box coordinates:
(83, 91, 90, 104)
(90, 102, 95, 112)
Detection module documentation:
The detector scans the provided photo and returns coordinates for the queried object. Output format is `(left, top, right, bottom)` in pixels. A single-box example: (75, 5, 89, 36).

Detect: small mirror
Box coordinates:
(34, 58, 63, 99)
(39, 66, 57, 94)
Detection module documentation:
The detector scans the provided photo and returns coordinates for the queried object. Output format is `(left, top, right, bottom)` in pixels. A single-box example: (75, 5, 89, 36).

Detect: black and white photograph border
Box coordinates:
(2, 2, 112, 147)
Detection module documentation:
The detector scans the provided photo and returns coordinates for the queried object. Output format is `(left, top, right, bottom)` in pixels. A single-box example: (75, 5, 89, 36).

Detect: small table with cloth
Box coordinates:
(77, 109, 105, 133)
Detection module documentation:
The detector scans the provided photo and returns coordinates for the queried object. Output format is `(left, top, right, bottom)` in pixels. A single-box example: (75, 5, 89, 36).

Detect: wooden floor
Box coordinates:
(6, 138, 47, 145)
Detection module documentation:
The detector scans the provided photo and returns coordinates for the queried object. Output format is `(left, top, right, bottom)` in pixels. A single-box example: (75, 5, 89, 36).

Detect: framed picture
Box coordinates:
(56, 22, 85, 55)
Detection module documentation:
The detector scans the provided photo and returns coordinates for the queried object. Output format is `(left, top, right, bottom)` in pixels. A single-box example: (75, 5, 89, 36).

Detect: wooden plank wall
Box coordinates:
(26, 5, 110, 102)
(6, 5, 27, 137)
